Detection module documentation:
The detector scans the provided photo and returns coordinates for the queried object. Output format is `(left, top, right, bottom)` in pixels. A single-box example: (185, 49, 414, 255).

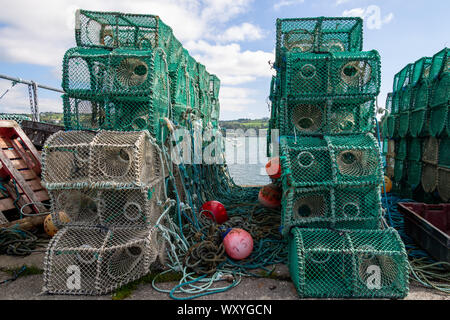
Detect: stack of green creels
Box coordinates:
(381, 48, 449, 202)
(41, 9, 222, 295)
(62, 9, 220, 138)
(269, 17, 409, 298)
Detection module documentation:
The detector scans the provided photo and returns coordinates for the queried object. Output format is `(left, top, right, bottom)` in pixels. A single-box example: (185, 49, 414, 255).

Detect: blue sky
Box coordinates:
(0, 0, 448, 120)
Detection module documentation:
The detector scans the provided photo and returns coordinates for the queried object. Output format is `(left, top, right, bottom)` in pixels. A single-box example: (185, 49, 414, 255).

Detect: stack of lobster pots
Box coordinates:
(268, 17, 409, 298)
(381, 48, 449, 202)
(41, 9, 220, 295)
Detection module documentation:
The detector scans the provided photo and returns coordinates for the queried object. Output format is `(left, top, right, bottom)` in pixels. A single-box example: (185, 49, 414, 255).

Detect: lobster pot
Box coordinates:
(280, 98, 375, 136)
(421, 163, 438, 193)
(393, 159, 405, 183)
(280, 136, 334, 187)
(399, 85, 414, 112)
(437, 167, 450, 202)
(411, 57, 432, 87)
(209, 74, 220, 100)
(284, 50, 380, 101)
(169, 58, 189, 108)
(62, 47, 110, 98)
(63, 48, 170, 99)
(288, 227, 409, 299)
(75, 9, 172, 51)
(407, 160, 422, 187)
(422, 137, 439, 165)
(410, 79, 431, 137)
(280, 134, 382, 187)
(211, 100, 220, 124)
(200, 89, 212, 127)
(281, 185, 381, 236)
(63, 95, 111, 130)
(429, 48, 449, 81)
(43, 226, 160, 295)
(168, 37, 184, 66)
(381, 116, 389, 139)
(397, 111, 410, 138)
(326, 134, 382, 186)
(275, 17, 363, 61)
(396, 139, 408, 161)
(438, 138, 450, 167)
(429, 74, 450, 136)
(393, 64, 413, 94)
(386, 114, 398, 139)
(49, 180, 164, 228)
(408, 138, 422, 162)
(90, 131, 162, 185)
(42, 131, 96, 185)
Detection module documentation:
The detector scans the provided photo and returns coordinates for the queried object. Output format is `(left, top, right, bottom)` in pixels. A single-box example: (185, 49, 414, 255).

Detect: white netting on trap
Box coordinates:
(42, 130, 162, 188)
(43, 226, 162, 295)
(49, 179, 165, 228)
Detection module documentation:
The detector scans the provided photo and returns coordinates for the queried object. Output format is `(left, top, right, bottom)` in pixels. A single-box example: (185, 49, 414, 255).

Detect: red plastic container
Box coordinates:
(398, 202, 450, 264)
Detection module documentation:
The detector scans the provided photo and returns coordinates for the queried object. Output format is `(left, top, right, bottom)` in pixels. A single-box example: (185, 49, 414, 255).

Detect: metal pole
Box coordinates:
(0, 73, 64, 93)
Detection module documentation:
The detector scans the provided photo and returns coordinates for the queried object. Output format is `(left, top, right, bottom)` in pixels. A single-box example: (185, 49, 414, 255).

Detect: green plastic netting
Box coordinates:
(75, 9, 173, 51)
(429, 48, 449, 81)
(396, 138, 408, 161)
(422, 136, 439, 165)
(421, 163, 438, 193)
(0, 114, 31, 124)
(397, 111, 410, 138)
(411, 57, 432, 87)
(280, 134, 382, 188)
(429, 73, 449, 136)
(62, 47, 169, 99)
(438, 137, 450, 167)
(279, 98, 375, 136)
(275, 17, 363, 64)
(281, 184, 381, 236)
(410, 79, 431, 137)
(385, 139, 395, 179)
(393, 159, 405, 183)
(406, 160, 422, 187)
(283, 50, 380, 101)
(408, 138, 422, 162)
(288, 227, 409, 299)
(393, 63, 413, 93)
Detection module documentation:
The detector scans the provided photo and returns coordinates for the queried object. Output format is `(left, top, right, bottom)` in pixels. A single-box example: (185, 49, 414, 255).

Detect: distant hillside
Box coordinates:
(219, 118, 269, 131)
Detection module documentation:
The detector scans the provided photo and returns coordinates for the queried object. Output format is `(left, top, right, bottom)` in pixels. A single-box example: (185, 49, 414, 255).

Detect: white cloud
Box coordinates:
(273, 0, 305, 10)
(343, 5, 394, 30)
(219, 87, 257, 112)
(216, 23, 265, 43)
(185, 40, 274, 85)
(336, 0, 351, 5)
(0, 0, 269, 118)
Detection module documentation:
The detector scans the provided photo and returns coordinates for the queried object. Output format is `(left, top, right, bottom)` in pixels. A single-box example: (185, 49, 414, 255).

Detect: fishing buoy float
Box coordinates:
(223, 228, 253, 260)
(381, 176, 392, 193)
(200, 200, 228, 224)
(43, 211, 70, 237)
(265, 157, 281, 179)
(258, 183, 282, 208)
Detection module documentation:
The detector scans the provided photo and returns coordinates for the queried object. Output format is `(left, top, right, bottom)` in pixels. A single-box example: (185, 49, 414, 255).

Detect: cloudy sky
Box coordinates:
(0, 0, 448, 120)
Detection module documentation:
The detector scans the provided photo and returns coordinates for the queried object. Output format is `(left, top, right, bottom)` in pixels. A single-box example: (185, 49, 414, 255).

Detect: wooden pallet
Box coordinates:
(0, 120, 48, 221)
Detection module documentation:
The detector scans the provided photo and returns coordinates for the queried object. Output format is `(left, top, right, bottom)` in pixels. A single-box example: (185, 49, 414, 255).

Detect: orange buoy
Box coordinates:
(258, 183, 282, 208)
(265, 157, 281, 180)
(43, 211, 70, 237)
(381, 176, 392, 193)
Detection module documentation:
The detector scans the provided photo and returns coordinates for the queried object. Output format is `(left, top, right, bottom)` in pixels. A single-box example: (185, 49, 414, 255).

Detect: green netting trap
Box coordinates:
(275, 17, 363, 64)
(408, 138, 422, 162)
(280, 133, 382, 188)
(396, 138, 408, 161)
(279, 98, 375, 136)
(385, 139, 395, 179)
(288, 227, 409, 299)
(63, 95, 169, 142)
(410, 78, 431, 137)
(393, 63, 413, 93)
(62, 47, 170, 99)
(283, 50, 380, 101)
(75, 9, 173, 51)
(406, 160, 422, 187)
(429, 73, 449, 136)
(429, 47, 449, 81)
(393, 158, 405, 183)
(397, 111, 410, 138)
(422, 136, 439, 165)
(281, 184, 381, 236)
(209, 74, 220, 101)
(411, 57, 432, 87)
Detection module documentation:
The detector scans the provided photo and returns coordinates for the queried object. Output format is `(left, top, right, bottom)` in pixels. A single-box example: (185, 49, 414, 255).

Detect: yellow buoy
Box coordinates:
(381, 176, 392, 194)
(43, 211, 70, 237)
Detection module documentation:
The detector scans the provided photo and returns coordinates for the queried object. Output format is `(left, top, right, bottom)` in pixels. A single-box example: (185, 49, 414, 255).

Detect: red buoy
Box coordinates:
(223, 228, 253, 260)
(258, 183, 282, 208)
(200, 200, 228, 224)
(265, 157, 281, 180)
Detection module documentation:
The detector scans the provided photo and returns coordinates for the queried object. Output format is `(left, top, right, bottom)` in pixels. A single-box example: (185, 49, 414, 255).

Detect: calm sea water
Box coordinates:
(224, 136, 271, 186)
